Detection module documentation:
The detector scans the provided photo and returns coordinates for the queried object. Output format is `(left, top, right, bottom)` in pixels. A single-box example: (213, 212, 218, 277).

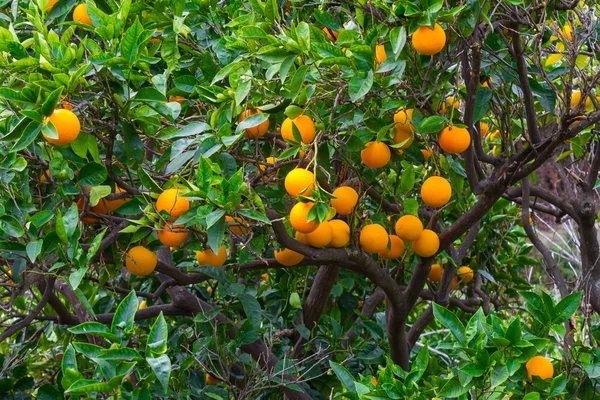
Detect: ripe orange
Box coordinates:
(169, 95, 185, 104)
(43, 109, 81, 145)
(281, 115, 316, 144)
(196, 245, 227, 267)
(359, 224, 389, 254)
(303, 220, 333, 248)
(93, 186, 128, 214)
(205, 373, 219, 385)
(412, 229, 439, 258)
(330, 186, 359, 215)
(394, 108, 417, 134)
(329, 219, 350, 248)
(412, 23, 446, 56)
(421, 176, 452, 208)
(439, 96, 460, 114)
(285, 168, 315, 197)
(290, 202, 318, 233)
(76, 196, 98, 224)
(489, 130, 501, 141)
(226, 215, 249, 235)
(73, 4, 93, 26)
(378, 235, 405, 259)
(40, 169, 51, 182)
(274, 248, 304, 266)
(156, 188, 190, 218)
(480, 122, 489, 138)
(125, 246, 157, 276)
(322, 27, 339, 42)
(457, 266, 474, 284)
(375, 44, 387, 65)
(395, 215, 423, 241)
(361, 141, 391, 168)
(371, 376, 377, 386)
(393, 128, 413, 150)
(46, 0, 58, 12)
(157, 222, 189, 248)
(138, 300, 147, 310)
(450, 276, 459, 289)
(238, 109, 270, 139)
(428, 264, 444, 281)
(421, 149, 431, 162)
(438, 126, 470, 154)
(526, 356, 554, 381)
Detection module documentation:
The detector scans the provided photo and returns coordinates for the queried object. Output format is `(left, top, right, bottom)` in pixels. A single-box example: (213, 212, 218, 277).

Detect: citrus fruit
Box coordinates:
(73, 4, 93, 26)
(412, 23, 446, 55)
(261, 273, 269, 282)
(393, 128, 413, 149)
(46, 0, 58, 11)
(238, 109, 270, 138)
(125, 246, 157, 276)
(138, 300, 147, 310)
(457, 266, 474, 284)
(395, 215, 423, 241)
(378, 235, 405, 259)
(393, 108, 417, 133)
(330, 186, 359, 215)
(359, 224, 389, 253)
(526, 356, 554, 381)
(290, 202, 318, 233)
(421, 176, 452, 208)
(196, 245, 227, 267)
(428, 264, 444, 281)
(43, 109, 81, 145)
(438, 126, 470, 154)
(93, 186, 128, 214)
(281, 115, 316, 144)
(322, 27, 339, 42)
(450, 276, 459, 289)
(439, 96, 460, 114)
(421, 149, 431, 162)
(480, 122, 489, 138)
(169, 95, 185, 104)
(285, 168, 315, 197)
(412, 229, 439, 257)
(206, 373, 219, 385)
(274, 248, 305, 266)
(156, 188, 190, 218)
(76, 196, 98, 224)
(489, 130, 501, 141)
(303, 220, 333, 248)
(226, 215, 249, 235)
(375, 44, 387, 65)
(361, 141, 391, 168)
(158, 222, 189, 248)
(329, 219, 350, 248)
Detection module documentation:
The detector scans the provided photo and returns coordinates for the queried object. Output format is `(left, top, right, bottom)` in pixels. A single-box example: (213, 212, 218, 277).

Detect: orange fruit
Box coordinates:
(412, 23, 446, 56)
(93, 186, 128, 214)
(526, 356, 554, 381)
(46, 0, 58, 11)
(157, 222, 189, 248)
(489, 130, 501, 141)
(439, 96, 460, 114)
(281, 115, 316, 144)
(361, 141, 391, 168)
(428, 264, 444, 281)
(322, 27, 339, 42)
(274, 248, 304, 266)
(329, 219, 350, 248)
(284, 168, 315, 197)
(330, 186, 359, 215)
(138, 300, 147, 310)
(457, 266, 474, 284)
(76, 196, 98, 224)
(438, 126, 470, 154)
(480, 122, 489, 138)
(393, 108, 417, 134)
(375, 44, 387, 65)
(421, 176, 452, 208)
(395, 215, 423, 241)
(393, 128, 413, 150)
(169, 95, 185, 104)
(303, 220, 333, 248)
(359, 224, 389, 254)
(378, 235, 405, 259)
(290, 202, 319, 233)
(156, 188, 190, 218)
(125, 246, 157, 276)
(412, 229, 439, 258)
(421, 149, 431, 161)
(73, 4, 93, 26)
(43, 109, 81, 145)
(196, 245, 227, 267)
(40, 169, 51, 182)
(226, 215, 249, 235)
(238, 109, 270, 139)
(450, 276, 459, 289)
(206, 373, 219, 385)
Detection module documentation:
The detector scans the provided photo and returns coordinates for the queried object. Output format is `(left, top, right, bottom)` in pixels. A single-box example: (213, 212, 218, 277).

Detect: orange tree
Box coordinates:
(1, 0, 600, 398)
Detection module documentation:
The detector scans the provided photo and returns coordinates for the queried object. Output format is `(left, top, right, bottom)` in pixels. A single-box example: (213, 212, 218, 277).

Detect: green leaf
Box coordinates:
(41, 87, 63, 117)
(235, 113, 269, 135)
(473, 87, 493, 122)
(69, 267, 87, 291)
(121, 17, 144, 64)
(135, 87, 167, 102)
(147, 312, 168, 356)
(66, 379, 112, 394)
(549, 372, 566, 396)
(26, 240, 43, 263)
(552, 291, 582, 324)
(87, 228, 108, 262)
(329, 361, 356, 393)
(77, 162, 108, 187)
(73, 342, 104, 358)
(98, 348, 142, 361)
(523, 393, 540, 400)
(390, 26, 406, 55)
(584, 363, 600, 378)
(289, 65, 308, 102)
(111, 290, 139, 335)
(491, 364, 508, 388)
(68, 322, 119, 342)
(417, 115, 447, 134)
(90, 185, 111, 207)
(211, 61, 247, 85)
(12, 121, 41, 152)
(239, 294, 262, 325)
(432, 303, 465, 344)
(439, 377, 470, 397)
(400, 165, 415, 193)
(348, 70, 373, 103)
(285, 105, 304, 119)
(55, 209, 68, 243)
(147, 354, 171, 393)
